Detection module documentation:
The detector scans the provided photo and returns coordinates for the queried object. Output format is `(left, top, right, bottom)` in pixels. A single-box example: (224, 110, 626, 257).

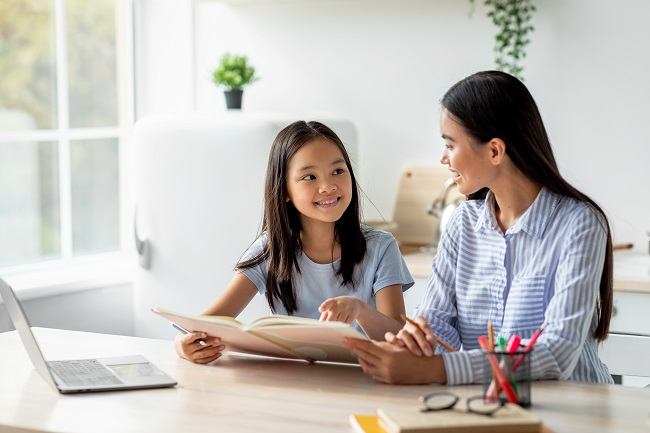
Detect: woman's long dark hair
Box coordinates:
(441, 71, 613, 341)
(237, 121, 366, 314)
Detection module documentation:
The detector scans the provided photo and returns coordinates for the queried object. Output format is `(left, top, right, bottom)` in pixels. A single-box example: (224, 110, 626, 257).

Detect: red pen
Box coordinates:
(512, 323, 546, 371)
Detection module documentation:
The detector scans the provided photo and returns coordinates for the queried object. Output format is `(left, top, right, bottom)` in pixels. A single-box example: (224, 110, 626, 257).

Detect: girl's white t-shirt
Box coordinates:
(236, 228, 414, 319)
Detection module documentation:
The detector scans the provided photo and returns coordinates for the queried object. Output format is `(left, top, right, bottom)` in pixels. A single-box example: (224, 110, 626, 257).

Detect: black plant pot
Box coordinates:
(224, 89, 243, 110)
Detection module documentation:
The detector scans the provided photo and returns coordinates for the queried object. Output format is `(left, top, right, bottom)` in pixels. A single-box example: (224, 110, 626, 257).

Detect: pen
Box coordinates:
(172, 322, 208, 347)
(512, 323, 546, 370)
(506, 334, 521, 358)
(497, 335, 507, 352)
(401, 314, 456, 352)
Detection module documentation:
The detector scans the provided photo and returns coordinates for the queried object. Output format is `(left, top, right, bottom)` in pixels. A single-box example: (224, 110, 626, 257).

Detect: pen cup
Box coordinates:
(481, 349, 532, 407)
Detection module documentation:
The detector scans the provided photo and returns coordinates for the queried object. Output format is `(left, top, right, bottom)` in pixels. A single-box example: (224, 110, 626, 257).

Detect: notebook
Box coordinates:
(377, 403, 542, 433)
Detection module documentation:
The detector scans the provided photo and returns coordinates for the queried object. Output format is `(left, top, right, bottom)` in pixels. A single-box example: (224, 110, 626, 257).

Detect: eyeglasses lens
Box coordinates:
(422, 393, 458, 411)
(467, 397, 501, 415)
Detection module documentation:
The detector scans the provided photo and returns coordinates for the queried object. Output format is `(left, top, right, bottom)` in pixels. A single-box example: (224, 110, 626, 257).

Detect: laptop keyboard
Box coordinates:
(48, 359, 123, 387)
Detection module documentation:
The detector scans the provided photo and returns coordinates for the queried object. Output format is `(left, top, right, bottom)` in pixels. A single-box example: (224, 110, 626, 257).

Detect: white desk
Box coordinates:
(1, 328, 649, 433)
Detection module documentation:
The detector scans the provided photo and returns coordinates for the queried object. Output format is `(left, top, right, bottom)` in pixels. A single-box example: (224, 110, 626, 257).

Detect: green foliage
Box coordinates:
(0, 0, 117, 128)
(211, 54, 258, 90)
(469, 0, 536, 80)
(0, 0, 56, 128)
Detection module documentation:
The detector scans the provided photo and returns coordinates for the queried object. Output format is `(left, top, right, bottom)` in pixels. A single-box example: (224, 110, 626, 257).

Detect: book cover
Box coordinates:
(377, 404, 541, 433)
(152, 307, 367, 363)
(350, 414, 387, 433)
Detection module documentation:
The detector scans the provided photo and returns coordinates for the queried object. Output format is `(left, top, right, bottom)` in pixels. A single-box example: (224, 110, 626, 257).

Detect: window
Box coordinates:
(0, 0, 132, 268)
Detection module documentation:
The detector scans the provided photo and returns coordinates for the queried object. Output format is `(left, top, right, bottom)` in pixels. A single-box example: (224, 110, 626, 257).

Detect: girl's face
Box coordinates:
(286, 137, 353, 226)
(439, 109, 495, 195)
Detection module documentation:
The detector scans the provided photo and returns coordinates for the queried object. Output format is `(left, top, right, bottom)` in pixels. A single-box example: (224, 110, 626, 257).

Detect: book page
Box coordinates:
(152, 308, 299, 359)
(250, 324, 367, 364)
(246, 314, 345, 329)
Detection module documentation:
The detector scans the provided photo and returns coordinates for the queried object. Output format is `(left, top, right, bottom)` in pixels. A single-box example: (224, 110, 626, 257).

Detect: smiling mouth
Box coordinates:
(315, 197, 340, 207)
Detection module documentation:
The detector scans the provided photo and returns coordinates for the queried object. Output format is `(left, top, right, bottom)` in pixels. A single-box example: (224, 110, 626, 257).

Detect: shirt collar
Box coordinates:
(473, 187, 561, 239)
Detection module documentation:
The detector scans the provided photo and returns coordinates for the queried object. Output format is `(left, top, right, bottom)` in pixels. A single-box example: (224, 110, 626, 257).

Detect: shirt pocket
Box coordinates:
(502, 275, 547, 331)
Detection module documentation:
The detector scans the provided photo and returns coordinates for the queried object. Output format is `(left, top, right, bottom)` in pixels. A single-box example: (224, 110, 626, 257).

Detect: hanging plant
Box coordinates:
(469, 0, 536, 80)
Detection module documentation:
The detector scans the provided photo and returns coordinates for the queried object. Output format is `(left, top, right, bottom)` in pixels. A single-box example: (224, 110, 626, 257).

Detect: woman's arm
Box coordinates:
(525, 208, 608, 379)
(343, 338, 447, 384)
(399, 207, 464, 353)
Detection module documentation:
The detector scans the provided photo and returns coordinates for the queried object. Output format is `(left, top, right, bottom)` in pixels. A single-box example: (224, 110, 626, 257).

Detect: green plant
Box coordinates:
(211, 53, 258, 90)
(469, 0, 536, 80)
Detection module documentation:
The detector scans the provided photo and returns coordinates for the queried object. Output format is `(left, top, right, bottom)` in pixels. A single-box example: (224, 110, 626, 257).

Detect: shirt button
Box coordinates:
(497, 304, 503, 310)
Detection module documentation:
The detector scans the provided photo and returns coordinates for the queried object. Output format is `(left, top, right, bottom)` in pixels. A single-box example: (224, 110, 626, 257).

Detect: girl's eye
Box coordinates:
(301, 174, 316, 181)
(445, 143, 453, 150)
(333, 168, 346, 175)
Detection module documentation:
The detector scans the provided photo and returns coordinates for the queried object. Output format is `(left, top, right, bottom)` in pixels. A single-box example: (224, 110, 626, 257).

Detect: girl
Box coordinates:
(344, 71, 614, 385)
(176, 120, 413, 364)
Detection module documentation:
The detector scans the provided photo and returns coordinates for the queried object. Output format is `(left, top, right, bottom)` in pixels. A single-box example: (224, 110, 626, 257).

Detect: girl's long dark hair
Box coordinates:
(441, 71, 613, 341)
(237, 121, 366, 314)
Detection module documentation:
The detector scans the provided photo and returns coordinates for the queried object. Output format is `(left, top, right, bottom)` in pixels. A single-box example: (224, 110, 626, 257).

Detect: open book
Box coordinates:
(152, 307, 368, 364)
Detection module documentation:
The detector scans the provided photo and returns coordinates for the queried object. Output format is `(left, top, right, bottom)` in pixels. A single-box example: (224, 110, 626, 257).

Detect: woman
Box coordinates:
(343, 70, 613, 385)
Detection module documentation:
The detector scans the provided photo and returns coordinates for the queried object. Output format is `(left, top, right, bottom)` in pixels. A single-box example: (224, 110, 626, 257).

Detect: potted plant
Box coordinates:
(469, 0, 536, 80)
(211, 53, 258, 110)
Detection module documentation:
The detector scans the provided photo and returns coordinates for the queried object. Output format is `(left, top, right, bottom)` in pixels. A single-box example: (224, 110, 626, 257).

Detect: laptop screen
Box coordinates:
(0, 278, 58, 389)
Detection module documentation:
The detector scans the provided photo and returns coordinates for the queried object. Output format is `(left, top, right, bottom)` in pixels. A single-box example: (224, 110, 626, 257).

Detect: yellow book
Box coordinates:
(377, 404, 542, 433)
(350, 415, 387, 433)
(152, 307, 367, 363)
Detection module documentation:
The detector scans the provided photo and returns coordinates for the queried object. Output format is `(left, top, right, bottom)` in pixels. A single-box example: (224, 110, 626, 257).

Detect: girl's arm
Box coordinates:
(358, 285, 406, 339)
(319, 285, 406, 340)
(175, 272, 258, 363)
(201, 271, 258, 316)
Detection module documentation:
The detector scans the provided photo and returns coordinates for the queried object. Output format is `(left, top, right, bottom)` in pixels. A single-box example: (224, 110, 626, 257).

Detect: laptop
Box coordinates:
(0, 278, 177, 393)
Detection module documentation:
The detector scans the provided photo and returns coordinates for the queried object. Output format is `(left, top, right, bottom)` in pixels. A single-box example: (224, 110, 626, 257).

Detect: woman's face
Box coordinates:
(286, 137, 353, 226)
(439, 109, 495, 195)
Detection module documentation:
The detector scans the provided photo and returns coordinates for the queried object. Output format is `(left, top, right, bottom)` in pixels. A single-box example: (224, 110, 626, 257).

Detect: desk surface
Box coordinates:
(1, 328, 648, 433)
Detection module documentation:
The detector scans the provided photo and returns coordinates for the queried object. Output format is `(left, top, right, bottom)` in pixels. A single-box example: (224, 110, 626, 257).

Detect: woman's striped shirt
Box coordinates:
(417, 187, 613, 385)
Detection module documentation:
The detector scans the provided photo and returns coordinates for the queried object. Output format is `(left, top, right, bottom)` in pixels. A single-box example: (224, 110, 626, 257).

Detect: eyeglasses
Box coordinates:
(420, 391, 506, 416)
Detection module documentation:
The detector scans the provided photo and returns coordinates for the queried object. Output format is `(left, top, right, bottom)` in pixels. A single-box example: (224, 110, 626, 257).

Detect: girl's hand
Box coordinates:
(384, 316, 437, 357)
(318, 296, 365, 324)
(174, 332, 225, 364)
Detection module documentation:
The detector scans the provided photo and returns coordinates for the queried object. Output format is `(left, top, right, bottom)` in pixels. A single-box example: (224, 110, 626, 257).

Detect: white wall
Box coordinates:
(134, 0, 195, 118)
(178, 0, 649, 251)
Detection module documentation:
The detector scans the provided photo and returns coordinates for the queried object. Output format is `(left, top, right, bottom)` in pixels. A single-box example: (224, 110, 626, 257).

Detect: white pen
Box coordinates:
(172, 322, 208, 347)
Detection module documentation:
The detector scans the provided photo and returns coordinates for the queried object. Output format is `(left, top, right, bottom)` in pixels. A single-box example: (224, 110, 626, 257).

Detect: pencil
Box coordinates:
(487, 321, 495, 351)
(400, 314, 456, 353)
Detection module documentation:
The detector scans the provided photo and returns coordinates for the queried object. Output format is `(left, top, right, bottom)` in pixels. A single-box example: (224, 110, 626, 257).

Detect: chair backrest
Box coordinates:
(392, 166, 463, 246)
(600, 333, 650, 378)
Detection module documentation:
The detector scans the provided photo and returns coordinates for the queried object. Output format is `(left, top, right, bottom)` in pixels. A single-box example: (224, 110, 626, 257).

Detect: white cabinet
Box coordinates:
(610, 291, 650, 336)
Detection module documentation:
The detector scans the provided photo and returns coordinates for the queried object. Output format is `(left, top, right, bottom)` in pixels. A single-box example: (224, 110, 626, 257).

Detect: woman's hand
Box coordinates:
(318, 296, 366, 324)
(342, 337, 446, 384)
(384, 316, 437, 357)
(174, 332, 225, 364)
